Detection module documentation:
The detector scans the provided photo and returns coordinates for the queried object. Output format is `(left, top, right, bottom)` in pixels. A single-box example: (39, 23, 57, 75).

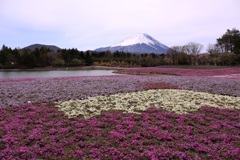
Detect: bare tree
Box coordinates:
(207, 44, 220, 54)
(185, 42, 203, 55)
(166, 48, 178, 65)
(171, 45, 186, 53)
(168, 45, 190, 65)
(183, 42, 203, 65)
(207, 44, 221, 66)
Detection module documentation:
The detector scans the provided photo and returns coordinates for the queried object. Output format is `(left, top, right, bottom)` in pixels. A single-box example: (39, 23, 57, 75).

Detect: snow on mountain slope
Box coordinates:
(111, 33, 157, 47)
(95, 33, 169, 54)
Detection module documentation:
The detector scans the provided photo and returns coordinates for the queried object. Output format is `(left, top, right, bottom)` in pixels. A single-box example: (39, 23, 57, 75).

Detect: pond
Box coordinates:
(0, 70, 120, 79)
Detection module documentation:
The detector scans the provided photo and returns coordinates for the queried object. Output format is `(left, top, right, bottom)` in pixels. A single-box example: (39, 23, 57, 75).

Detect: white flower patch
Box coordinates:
(56, 89, 240, 118)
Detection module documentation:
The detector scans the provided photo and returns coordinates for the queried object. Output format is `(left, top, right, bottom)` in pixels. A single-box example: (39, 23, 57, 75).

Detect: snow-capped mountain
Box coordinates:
(95, 33, 169, 54)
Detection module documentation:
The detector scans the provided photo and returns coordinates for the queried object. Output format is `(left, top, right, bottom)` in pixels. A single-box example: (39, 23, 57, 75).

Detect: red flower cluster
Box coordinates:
(142, 82, 180, 90)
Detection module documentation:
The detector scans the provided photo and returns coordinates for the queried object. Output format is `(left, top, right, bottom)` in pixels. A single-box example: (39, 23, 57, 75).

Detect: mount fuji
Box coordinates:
(95, 33, 169, 54)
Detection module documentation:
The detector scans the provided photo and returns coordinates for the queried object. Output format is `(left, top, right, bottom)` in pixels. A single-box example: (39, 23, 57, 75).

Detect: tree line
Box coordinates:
(0, 28, 239, 69)
(165, 28, 240, 66)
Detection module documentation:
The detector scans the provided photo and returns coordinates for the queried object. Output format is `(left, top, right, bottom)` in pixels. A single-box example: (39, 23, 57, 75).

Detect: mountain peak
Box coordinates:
(95, 33, 169, 54)
(111, 33, 157, 47)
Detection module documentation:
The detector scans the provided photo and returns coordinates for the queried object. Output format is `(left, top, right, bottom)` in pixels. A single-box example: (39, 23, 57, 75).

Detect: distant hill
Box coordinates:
(23, 44, 61, 52)
(95, 33, 169, 54)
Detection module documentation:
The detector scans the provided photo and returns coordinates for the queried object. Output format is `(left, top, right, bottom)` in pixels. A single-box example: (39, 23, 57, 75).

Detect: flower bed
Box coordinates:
(0, 104, 239, 159)
(1, 75, 240, 108)
(142, 82, 180, 90)
(57, 89, 240, 118)
(120, 67, 240, 77)
(1, 71, 240, 159)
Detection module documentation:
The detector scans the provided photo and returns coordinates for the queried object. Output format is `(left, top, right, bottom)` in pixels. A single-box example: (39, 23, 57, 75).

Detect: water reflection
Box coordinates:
(0, 70, 119, 79)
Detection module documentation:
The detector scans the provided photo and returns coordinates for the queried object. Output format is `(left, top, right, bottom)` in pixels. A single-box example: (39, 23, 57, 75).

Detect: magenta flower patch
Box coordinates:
(141, 82, 180, 90)
(121, 67, 240, 77)
(0, 104, 239, 159)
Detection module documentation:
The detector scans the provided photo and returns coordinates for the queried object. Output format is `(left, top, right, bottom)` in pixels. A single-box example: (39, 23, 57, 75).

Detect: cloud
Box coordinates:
(0, 0, 240, 51)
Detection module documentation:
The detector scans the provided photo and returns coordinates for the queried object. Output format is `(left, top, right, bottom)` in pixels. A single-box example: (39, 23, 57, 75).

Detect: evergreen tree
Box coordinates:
(217, 28, 240, 54)
(85, 51, 93, 66)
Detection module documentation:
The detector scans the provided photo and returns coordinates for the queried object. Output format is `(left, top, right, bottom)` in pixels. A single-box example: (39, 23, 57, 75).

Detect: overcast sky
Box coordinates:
(0, 0, 240, 52)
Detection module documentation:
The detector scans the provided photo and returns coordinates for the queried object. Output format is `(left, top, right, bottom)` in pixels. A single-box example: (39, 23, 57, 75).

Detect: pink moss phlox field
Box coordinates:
(121, 67, 240, 77)
(142, 82, 180, 90)
(0, 78, 35, 82)
(0, 104, 239, 159)
(1, 75, 240, 108)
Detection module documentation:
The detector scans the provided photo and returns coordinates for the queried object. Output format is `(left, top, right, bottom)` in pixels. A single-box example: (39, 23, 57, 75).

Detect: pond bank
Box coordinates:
(0, 66, 126, 72)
